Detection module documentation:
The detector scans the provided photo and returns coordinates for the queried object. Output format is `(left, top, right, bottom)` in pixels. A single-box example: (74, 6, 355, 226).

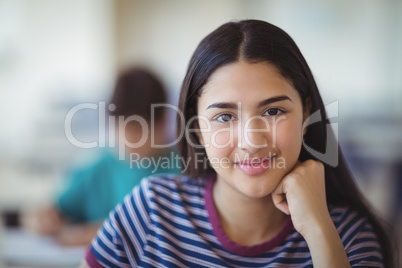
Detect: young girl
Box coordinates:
(81, 20, 393, 267)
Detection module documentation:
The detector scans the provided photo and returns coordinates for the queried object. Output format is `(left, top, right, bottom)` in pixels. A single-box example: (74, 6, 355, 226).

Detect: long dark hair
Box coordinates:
(177, 20, 395, 267)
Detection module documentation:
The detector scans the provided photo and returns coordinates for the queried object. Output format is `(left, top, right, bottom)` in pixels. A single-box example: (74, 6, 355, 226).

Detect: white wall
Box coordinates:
(114, 0, 246, 103)
(0, 0, 115, 159)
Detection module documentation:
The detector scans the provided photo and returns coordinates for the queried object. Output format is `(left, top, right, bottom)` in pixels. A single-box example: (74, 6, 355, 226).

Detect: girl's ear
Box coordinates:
(302, 97, 312, 136)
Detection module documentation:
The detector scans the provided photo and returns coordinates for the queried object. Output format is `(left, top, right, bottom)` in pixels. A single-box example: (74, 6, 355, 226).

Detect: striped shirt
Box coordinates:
(86, 174, 383, 267)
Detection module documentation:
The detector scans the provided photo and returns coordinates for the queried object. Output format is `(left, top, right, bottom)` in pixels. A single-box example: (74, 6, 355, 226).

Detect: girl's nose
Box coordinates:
(238, 116, 270, 154)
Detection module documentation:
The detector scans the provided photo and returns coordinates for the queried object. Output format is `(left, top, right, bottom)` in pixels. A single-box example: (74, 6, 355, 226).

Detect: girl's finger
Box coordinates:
(272, 192, 290, 215)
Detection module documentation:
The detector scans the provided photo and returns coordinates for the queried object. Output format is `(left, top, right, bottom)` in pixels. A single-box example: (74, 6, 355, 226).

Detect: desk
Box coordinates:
(1, 228, 86, 268)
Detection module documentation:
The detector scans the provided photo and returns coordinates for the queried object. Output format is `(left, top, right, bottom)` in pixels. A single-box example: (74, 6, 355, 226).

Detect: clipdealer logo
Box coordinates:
(64, 101, 339, 167)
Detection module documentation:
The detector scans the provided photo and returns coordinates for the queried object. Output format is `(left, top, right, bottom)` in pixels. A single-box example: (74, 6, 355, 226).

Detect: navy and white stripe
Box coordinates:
(87, 174, 383, 267)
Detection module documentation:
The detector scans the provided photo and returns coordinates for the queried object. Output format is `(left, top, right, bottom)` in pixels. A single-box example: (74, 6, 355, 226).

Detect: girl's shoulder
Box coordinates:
(328, 205, 371, 229)
(137, 173, 210, 197)
(121, 174, 210, 212)
(327, 205, 382, 256)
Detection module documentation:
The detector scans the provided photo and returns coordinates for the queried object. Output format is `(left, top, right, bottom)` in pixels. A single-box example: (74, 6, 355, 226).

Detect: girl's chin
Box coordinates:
(215, 168, 285, 197)
(236, 179, 280, 198)
(239, 188, 275, 199)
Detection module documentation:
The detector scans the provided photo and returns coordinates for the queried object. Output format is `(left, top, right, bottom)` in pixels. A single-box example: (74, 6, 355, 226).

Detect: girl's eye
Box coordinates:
(215, 113, 235, 122)
(264, 108, 283, 116)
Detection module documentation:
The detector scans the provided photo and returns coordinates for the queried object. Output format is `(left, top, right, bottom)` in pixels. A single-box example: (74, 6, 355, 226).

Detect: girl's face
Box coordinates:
(197, 60, 309, 199)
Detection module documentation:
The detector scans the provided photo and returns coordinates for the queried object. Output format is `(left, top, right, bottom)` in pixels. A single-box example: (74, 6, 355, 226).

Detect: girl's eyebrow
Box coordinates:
(206, 102, 237, 110)
(257, 95, 292, 108)
(206, 95, 292, 110)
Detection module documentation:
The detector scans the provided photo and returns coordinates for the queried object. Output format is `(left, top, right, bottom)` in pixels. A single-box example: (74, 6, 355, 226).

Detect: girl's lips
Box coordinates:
(235, 157, 274, 176)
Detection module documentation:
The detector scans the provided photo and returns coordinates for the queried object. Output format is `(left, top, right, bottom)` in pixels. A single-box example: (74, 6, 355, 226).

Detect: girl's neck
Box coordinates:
(212, 177, 287, 246)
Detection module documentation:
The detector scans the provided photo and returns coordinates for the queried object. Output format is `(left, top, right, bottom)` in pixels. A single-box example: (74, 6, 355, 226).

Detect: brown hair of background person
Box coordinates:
(109, 67, 167, 122)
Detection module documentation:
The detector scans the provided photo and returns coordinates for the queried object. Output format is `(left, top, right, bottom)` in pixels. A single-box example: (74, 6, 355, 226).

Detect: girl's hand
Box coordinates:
(272, 159, 332, 238)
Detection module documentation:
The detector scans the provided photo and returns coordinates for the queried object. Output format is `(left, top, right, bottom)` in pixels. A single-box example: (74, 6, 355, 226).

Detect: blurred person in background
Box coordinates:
(28, 67, 181, 246)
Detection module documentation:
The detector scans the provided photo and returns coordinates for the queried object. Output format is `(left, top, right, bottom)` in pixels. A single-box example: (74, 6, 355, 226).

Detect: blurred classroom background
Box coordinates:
(0, 0, 401, 266)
